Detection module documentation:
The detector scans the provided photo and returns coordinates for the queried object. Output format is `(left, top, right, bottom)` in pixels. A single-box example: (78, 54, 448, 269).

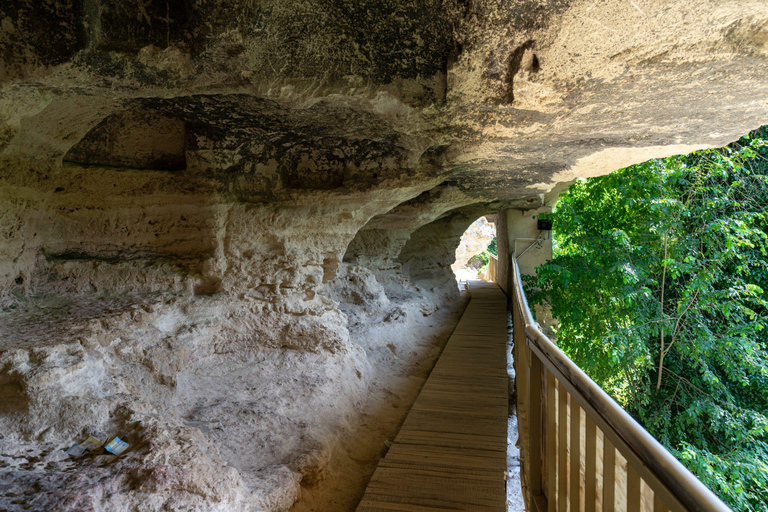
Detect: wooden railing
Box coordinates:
(511, 256, 731, 512)
(486, 253, 498, 283)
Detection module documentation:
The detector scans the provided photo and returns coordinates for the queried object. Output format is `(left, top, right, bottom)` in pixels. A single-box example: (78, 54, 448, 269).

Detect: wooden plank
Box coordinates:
(394, 431, 505, 452)
(529, 351, 544, 496)
(604, 437, 616, 512)
(558, 382, 568, 512)
(358, 501, 483, 512)
(382, 444, 507, 472)
(654, 492, 668, 512)
(585, 416, 597, 512)
(571, 397, 582, 512)
(547, 370, 557, 512)
(356, 281, 508, 512)
(627, 465, 641, 512)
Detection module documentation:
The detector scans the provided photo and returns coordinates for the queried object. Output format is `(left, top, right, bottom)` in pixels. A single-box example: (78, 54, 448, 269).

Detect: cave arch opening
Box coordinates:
(451, 215, 498, 283)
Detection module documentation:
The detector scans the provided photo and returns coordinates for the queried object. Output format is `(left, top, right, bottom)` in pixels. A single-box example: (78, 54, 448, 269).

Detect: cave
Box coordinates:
(1, 1, 767, 511)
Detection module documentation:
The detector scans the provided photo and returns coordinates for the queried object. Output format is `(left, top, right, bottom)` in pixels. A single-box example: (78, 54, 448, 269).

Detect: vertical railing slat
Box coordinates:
(558, 383, 568, 512)
(603, 437, 616, 512)
(570, 398, 582, 512)
(654, 493, 668, 512)
(585, 417, 597, 512)
(547, 370, 557, 512)
(529, 348, 543, 497)
(627, 465, 641, 512)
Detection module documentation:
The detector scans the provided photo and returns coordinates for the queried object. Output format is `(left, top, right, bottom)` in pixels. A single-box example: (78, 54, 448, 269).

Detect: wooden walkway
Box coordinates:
(357, 281, 509, 512)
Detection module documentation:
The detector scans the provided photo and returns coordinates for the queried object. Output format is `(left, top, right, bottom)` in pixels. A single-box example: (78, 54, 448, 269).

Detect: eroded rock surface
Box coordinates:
(1, 0, 767, 510)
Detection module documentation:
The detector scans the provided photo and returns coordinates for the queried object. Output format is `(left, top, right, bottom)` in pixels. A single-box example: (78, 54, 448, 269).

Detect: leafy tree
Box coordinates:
(488, 236, 498, 256)
(529, 128, 768, 510)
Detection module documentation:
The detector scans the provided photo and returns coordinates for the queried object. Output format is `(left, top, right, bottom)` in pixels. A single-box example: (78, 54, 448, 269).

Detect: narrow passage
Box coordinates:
(357, 281, 509, 511)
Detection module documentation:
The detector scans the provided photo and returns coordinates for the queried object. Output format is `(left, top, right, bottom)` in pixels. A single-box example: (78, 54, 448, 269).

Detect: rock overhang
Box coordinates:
(0, 2, 768, 509)
(1, 0, 767, 302)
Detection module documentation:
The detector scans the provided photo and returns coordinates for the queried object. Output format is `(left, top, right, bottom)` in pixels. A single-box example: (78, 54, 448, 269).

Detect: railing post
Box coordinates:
(604, 437, 616, 512)
(529, 347, 543, 498)
(628, 466, 641, 512)
(585, 417, 597, 512)
(558, 383, 568, 512)
(570, 399, 581, 511)
(547, 370, 557, 512)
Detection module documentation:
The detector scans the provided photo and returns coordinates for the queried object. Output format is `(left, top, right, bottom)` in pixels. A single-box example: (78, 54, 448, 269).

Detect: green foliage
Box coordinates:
(470, 249, 493, 277)
(488, 237, 498, 256)
(469, 250, 490, 266)
(529, 127, 768, 510)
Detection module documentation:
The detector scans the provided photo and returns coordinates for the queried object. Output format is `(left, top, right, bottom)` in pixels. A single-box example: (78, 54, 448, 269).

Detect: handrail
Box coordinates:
(511, 255, 730, 512)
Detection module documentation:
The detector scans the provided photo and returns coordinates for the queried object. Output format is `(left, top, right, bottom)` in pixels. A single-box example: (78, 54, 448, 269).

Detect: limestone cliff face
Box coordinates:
(1, 1, 767, 510)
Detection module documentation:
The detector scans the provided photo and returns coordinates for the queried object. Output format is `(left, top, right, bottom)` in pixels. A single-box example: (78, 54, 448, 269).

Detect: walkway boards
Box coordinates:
(357, 281, 509, 512)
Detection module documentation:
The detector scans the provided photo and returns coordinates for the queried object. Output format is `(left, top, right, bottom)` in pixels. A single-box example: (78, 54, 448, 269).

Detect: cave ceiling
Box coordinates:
(2, 0, 768, 226)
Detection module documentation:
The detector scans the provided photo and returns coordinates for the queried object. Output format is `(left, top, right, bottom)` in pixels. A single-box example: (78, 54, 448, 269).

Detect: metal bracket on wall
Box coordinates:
(514, 231, 548, 259)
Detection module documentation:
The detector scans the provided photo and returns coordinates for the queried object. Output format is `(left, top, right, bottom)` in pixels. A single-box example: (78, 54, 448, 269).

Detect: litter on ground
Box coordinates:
(104, 437, 129, 456)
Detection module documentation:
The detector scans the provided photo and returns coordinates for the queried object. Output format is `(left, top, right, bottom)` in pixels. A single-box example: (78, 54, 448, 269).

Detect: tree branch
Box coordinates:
(657, 232, 669, 390)
(662, 288, 701, 359)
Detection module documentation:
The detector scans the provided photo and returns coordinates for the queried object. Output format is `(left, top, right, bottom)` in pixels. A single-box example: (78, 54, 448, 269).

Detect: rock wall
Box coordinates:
(1, 0, 768, 510)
